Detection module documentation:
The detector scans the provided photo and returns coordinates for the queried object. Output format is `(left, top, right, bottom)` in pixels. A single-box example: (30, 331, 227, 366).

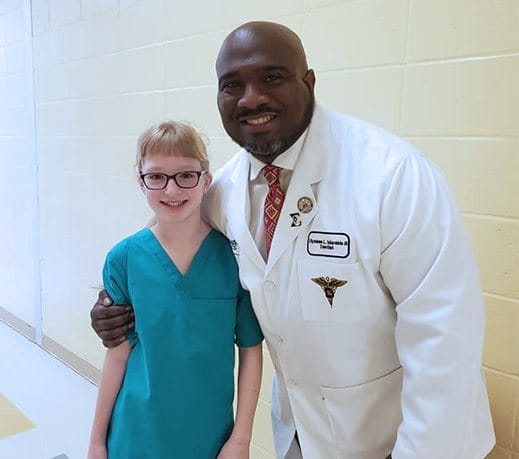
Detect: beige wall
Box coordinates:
(0, 1, 517, 458)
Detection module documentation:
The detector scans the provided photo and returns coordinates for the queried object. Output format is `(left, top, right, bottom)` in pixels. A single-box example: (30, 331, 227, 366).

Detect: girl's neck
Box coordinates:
(150, 217, 212, 275)
(151, 218, 211, 251)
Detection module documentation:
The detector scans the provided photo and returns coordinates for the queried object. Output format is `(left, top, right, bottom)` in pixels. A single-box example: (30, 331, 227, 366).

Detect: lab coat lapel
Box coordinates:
(266, 106, 330, 271)
(228, 152, 265, 272)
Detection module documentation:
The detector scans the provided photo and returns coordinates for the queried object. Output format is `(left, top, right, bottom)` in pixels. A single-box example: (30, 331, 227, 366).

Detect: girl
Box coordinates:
(88, 121, 263, 459)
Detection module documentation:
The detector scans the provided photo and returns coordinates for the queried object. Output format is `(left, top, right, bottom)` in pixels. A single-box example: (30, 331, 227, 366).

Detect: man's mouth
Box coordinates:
(245, 115, 276, 125)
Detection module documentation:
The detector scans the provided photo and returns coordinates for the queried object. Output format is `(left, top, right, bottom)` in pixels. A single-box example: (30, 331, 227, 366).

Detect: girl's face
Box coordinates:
(139, 153, 211, 226)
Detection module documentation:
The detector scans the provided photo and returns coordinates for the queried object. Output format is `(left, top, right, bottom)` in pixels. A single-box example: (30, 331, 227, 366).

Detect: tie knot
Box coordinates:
(262, 165, 282, 187)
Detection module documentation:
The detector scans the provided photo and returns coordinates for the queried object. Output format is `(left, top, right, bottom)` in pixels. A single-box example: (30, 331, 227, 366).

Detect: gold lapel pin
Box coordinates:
(297, 197, 313, 213)
(311, 277, 348, 307)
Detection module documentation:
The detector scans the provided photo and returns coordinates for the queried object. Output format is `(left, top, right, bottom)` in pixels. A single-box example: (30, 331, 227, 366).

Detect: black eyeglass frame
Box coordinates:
(139, 170, 207, 190)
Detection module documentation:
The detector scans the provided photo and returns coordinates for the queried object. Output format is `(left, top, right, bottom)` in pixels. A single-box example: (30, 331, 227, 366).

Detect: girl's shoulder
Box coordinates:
(207, 229, 235, 252)
(106, 228, 151, 262)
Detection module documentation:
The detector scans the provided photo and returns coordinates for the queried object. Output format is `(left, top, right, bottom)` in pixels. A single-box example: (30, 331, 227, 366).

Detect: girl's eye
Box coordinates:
(148, 174, 165, 181)
(178, 172, 196, 179)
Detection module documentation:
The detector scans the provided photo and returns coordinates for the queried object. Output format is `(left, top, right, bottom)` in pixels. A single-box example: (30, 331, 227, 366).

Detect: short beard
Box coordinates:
(244, 139, 287, 163)
(240, 96, 315, 164)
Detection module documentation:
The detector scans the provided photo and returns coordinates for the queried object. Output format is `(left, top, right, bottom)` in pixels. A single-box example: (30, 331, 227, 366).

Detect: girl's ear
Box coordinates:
(203, 172, 213, 193)
(136, 168, 146, 192)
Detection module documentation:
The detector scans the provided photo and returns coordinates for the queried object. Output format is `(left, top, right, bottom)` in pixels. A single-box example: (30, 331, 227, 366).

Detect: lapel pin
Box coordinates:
(290, 212, 302, 227)
(297, 197, 313, 213)
(311, 276, 348, 307)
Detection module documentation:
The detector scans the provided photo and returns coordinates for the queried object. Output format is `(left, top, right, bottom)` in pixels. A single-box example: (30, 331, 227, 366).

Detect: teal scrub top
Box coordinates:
(102, 228, 263, 459)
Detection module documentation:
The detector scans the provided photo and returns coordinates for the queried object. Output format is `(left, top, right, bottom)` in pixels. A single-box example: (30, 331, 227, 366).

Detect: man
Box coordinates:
(91, 21, 495, 459)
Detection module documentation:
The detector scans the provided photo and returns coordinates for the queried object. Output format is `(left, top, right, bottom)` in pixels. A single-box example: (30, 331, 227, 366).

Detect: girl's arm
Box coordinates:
(218, 343, 263, 459)
(88, 340, 131, 459)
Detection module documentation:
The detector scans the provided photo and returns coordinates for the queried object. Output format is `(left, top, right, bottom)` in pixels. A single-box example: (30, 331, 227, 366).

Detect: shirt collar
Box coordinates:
(248, 128, 309, 181)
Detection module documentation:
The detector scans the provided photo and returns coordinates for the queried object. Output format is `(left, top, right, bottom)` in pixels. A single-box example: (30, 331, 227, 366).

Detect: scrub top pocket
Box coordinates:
(188, 298, 236, 359)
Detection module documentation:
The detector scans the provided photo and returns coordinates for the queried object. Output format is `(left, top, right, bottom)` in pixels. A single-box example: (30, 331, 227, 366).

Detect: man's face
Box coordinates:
(216, 32, 315, 163)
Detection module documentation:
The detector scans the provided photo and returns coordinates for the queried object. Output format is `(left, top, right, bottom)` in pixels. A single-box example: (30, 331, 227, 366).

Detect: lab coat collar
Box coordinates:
(228, 152, 266, 271)
(265, 104, 329, 270)
(227, 103, 331, 273)
(248, 128, 308, 180)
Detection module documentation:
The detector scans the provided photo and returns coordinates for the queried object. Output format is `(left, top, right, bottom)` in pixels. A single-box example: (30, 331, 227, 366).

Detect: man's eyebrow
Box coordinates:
(218, 65, 291, 82)
(263, 65, 291, 72)
(218, 70, 237, 82)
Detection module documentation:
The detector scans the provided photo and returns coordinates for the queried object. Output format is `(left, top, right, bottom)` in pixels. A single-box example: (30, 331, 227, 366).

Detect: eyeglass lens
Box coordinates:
(142, 171, 203, 189)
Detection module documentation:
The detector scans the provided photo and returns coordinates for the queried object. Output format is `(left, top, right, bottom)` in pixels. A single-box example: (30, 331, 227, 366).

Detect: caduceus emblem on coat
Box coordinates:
(311, 276, 348, 307)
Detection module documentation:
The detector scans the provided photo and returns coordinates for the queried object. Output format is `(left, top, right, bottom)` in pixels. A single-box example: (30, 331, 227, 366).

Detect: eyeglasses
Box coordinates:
(139, 171, 207, 190)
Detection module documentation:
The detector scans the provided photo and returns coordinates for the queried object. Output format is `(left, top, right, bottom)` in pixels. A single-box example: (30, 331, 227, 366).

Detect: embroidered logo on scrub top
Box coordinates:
(229, 239, 239, 256)
(311, 277, 348, 307)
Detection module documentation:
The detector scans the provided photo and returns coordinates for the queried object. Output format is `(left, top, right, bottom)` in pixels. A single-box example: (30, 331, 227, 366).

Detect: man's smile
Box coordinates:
(242, 114, 276, 125)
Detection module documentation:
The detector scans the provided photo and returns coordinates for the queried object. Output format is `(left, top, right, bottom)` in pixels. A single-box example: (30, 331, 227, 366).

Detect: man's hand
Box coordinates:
(90, 289, 134, 348)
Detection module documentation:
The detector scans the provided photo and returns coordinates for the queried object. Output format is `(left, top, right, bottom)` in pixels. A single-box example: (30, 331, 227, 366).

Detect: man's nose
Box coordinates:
(237, 83, 268, 110)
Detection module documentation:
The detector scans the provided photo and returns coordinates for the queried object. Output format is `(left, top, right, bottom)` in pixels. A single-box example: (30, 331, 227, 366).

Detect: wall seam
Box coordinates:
(397, 0, 413, 135)
(24, 0, 42, 345)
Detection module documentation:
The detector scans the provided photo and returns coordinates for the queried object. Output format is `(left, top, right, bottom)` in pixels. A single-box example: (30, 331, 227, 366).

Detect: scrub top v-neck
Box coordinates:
(102, 228, 263, 459)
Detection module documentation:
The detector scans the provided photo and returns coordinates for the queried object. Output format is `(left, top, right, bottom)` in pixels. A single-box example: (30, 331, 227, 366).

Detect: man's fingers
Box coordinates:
(102, 336, 127, 348)
(91, 304, 129, 321)
(95, 313, 132, 334)
(97, 289, 112, 306)
(98, 323, 131, 341)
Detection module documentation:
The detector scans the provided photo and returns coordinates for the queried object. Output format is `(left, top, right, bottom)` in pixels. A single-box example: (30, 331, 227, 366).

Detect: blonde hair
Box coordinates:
(136, 121, 209, 171)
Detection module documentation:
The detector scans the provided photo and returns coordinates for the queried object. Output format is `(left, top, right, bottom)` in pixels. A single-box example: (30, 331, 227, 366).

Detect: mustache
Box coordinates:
(235, 104, 278, 119)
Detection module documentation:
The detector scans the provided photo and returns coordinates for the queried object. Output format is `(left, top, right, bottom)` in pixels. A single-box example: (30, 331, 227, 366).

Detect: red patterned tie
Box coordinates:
(263, 165, 285, 256)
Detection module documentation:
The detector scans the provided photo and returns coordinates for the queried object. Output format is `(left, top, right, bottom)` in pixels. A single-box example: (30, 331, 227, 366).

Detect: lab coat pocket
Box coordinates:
(321, 366, 402, 457)
(188, 298, 236, 359)
(298, 258, 369, 322)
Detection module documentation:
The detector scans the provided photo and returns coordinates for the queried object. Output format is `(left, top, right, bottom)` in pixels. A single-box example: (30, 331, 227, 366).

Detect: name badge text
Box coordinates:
(307, 231, 350, 258)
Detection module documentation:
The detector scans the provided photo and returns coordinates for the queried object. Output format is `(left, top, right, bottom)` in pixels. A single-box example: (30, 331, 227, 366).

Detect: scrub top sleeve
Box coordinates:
(102, 250, 139, 346)
(235, 286, 263, 348)
(102, 252, 130, 305)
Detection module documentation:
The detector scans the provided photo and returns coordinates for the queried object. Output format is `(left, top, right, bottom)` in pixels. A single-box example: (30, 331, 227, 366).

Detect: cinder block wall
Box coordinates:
(0, 1, 517, 458)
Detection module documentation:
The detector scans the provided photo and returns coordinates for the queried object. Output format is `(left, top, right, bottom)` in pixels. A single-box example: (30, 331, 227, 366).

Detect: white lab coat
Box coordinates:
(204, 105, 495, 459)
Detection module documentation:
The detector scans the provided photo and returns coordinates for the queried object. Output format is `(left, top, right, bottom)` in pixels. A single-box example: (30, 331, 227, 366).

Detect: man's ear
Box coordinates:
(303, 69, 316, 93)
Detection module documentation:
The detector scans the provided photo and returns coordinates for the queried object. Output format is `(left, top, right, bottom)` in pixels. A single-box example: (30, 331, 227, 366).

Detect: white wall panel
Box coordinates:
(48, 0, 80, 28)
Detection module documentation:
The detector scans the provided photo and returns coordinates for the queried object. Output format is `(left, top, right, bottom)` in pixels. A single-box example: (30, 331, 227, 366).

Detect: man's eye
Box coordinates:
(265, 74, 282, 83)
(221, 81, 239, 91)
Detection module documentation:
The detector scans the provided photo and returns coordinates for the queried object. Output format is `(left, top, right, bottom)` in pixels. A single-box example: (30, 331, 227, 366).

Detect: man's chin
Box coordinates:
(244, 140, 286, 161)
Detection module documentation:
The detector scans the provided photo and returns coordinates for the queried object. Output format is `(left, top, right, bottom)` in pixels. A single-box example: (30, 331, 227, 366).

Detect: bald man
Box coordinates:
(91, 21, 495, 459)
